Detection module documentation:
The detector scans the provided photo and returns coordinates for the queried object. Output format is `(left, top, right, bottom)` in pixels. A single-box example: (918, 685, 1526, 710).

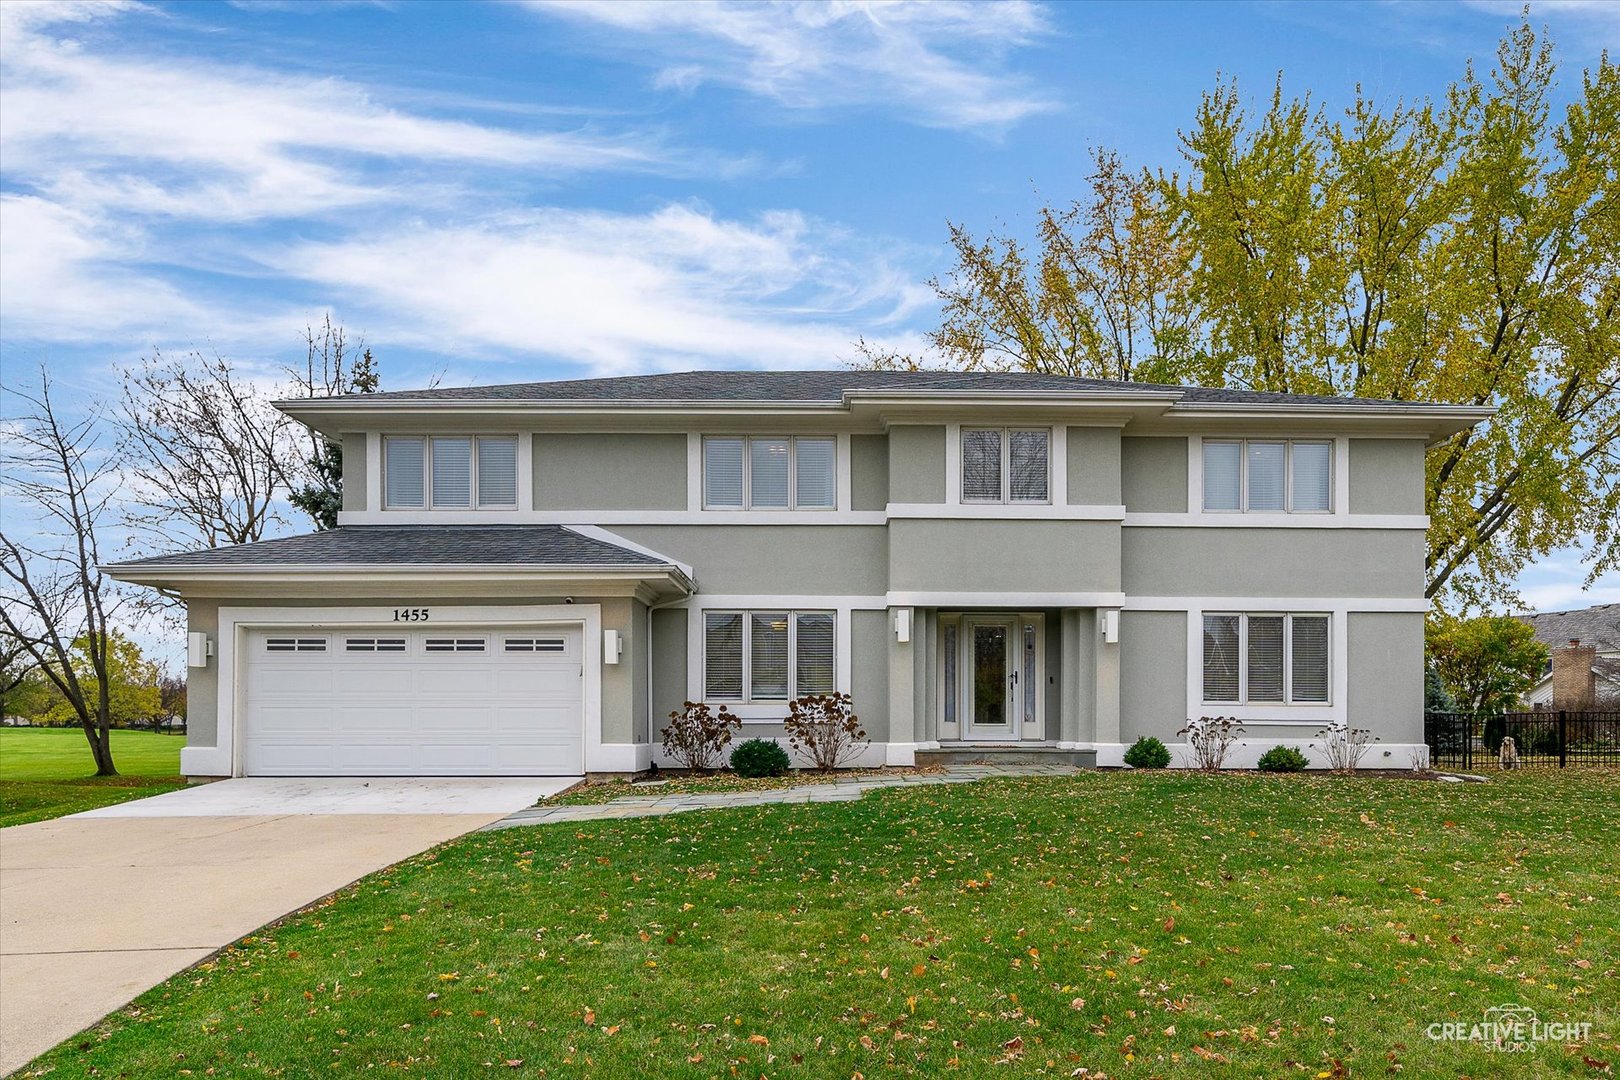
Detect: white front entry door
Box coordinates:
(964, 617, 1018, 741)
(241, 626, 584, 776)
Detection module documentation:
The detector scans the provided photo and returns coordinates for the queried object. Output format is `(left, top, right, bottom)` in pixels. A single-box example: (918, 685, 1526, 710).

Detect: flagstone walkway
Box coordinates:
(484, 762, 1083, 830)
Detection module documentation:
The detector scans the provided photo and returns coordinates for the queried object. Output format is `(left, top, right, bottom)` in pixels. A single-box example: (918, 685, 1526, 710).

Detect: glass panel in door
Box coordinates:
(970, 623, 1011, 737)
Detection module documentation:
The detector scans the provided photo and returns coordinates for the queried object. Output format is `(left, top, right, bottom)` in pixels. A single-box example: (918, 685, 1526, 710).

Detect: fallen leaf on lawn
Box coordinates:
(583, 1008, 596, 1026)
(748, 1034, 769, 1045)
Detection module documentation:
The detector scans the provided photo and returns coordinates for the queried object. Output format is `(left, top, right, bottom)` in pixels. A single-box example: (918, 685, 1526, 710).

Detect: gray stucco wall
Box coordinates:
(185, 599, 221, 749)
(1123, 528, 1425, 597)
(1120, 437, 1188, 513)
(1067, 427, 1122, 505)
(888, 426, 946, 503)
(888, 521, 1121, 594)
(650, 607, 688, 731)
(851, 434, 889, 510)
(534, 433, 687, 510)
(597, 597, 640, 744)
(1348, 611, 1424, 746)
(1118, 610, 1187, 743)
(341, 433, 367, 512)
(616, 525, 889, 595)
(853, 608, 890, 742)
(1350, 439, 1426, 516)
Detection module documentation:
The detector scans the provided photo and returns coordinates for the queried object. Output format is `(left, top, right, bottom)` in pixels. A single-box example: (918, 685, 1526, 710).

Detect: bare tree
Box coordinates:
(286, 316, 379, 530)
(0, 370, 123, 774)
(118, 347, 297, 553)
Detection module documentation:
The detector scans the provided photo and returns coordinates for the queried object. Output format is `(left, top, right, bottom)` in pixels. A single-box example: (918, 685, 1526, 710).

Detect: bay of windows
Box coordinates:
(1202, 439, 1331, 513)
(704, 610, 835, 701)
(703, 436, 836, 510)
(1203, 612, 1330, 705)
(962, 428, 1050, 503)
(384, 435, 518, 509)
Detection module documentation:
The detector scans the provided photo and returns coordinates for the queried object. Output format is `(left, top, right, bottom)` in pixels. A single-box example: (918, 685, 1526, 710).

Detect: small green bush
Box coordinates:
(1256, 745, 1309, 772)
(1123, 736, 1171, 769)
(730, 738, 791, 778)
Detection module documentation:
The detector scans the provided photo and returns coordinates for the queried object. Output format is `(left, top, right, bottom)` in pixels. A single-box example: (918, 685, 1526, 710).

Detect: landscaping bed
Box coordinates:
(545, 765, 944, 805)
(23, 768, 1618, 1077)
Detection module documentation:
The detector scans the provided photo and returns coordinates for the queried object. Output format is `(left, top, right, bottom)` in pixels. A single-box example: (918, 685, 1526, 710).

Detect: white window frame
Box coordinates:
(1201, 439, 1333, 514)
(702, 608, 837, 703)
(383, 435, 519, 510)
(700, 436, 838, 511)
(1201, 611, 1332, 707)
(960, 427, 1051, 505)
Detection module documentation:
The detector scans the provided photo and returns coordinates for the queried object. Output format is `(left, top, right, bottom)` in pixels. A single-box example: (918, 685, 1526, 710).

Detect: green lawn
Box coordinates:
(23, 771, 1619, 1078)
(0, 727, 186, 827)
(548, 766, 942, 805)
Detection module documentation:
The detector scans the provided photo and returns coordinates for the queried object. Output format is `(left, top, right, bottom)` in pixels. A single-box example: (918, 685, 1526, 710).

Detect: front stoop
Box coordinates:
(915, 744, 1099, 768)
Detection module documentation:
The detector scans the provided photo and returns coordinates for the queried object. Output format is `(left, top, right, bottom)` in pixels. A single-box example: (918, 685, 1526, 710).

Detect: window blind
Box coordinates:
(1009, 430, 1050, 502)
(750, 611, 790, 699)
(1202, 441, 1242, 511)
(1290, 615, 1330, 702)
(749, 438, 790, 509)
(1291, 442, 1331, 511)
(795, 612, 835, 694)
(794, 437, 836, 508)
(962, 429, 1003, 501)
(703, 437, 745, 508)
(431, 437, 472, 508)
(703, 613, 743, 699)
(477, 437, 518, 507)
(1246, 442, 1286, 510)
(1247, 615, 1285, 702)
(1203, 615, 1240, 702)
(384, 437, 425, 508)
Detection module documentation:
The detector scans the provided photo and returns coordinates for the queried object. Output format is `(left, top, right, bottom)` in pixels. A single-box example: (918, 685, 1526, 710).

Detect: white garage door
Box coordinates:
(241, 626, 584, 776)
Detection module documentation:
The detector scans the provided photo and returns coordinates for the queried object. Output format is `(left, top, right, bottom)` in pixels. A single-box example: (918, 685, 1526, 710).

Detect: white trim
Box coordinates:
(836, 432, 852, 513)
(1092, 741, 1429, 770)
(686, 432, 702, 513)
(365, 432, 382, 512)
(338, 509, 890, 526)
(944, 423, 962, 503)
(1124, 596, 1429, 613)
(196, 604, 605, 778)
(517, 431, 535, 512)
(652, 736, 896, 770)
(890, 503, 1124, 520)
(885, 741, 919, 766)
(665, 593, 888, 610)
(888, 590, 1126, 608)
(1123, 513, 1427, 529)
(686, 603, 853, 721)
(1051, 424, 1068, 507)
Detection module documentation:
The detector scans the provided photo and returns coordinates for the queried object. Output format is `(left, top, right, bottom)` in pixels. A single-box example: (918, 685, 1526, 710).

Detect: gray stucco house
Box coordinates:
(107, 370, 1489, 777)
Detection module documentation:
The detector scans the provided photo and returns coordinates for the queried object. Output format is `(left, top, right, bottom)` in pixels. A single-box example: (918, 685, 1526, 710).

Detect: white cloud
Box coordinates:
(1513, 541, 1620, 614)
(528, 0, 1058, 130)
(1461, 0, 1620, 40)
(267, 203, 933, 374)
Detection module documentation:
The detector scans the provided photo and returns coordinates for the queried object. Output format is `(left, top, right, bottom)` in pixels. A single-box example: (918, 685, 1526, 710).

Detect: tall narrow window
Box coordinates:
(431, 437, 472, 508)
(1291, 442, 1332, 512)
(1291, 616, 1330, 702)
(795, 438, 837, 509)
(1246, 615, 1285, 702)
(961, 429, 1002, 501)
(796, 612, 835, 694)
(1202, 615, 1240, 702)
(477, 437, 518, 507)
(1010, 430, 1050, 501)
(385, 437, 425, 508)
(750, 612, 790, 699)
(942, 622, 958, 727)
(749, 439, 790, 509)
(1202, 441, 1242, 511)
(703, 436, 835, 509)
(703, 437, 745, 509)
(1022, 622, 1038, 724)
(704, 613, 744, 699)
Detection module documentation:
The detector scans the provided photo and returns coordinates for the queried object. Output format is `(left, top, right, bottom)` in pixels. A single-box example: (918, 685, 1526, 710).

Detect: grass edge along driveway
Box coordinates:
(0, 728, 186, 827)
(23, 770, 1619, 1078)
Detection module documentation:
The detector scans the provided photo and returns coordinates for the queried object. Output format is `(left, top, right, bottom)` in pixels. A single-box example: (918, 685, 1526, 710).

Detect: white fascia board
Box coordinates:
(1165, 401, 1494, 444)
(102, 563, 694, 595)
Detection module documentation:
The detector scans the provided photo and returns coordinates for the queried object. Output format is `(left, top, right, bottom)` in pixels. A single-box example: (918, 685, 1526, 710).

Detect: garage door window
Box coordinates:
(425, 637, 487, 652)
(265, 636, 327, 652)
(345, 637, 407, 652)
(505, 636, 567, 652)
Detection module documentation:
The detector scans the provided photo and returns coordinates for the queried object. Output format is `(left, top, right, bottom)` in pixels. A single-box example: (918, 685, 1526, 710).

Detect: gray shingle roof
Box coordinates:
(338, 369, 1429, 408)
(108, 526, 666, 569)
(1516, 604, 1620, 653)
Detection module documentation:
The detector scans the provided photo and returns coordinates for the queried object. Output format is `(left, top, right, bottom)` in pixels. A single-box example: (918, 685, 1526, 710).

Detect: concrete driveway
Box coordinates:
(0, 777, 576, 1075)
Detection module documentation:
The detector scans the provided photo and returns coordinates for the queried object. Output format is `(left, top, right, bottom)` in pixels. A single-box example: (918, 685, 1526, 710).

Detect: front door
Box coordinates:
(964, 617, 1019, 741)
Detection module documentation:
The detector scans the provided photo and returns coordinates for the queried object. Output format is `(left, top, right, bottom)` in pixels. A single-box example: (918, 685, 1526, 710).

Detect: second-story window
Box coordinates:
(1203, 439, 1332, 513)
(961, 428, 1049, 503)
(702, 436, 836, 510)
(384, 435, 518, 509)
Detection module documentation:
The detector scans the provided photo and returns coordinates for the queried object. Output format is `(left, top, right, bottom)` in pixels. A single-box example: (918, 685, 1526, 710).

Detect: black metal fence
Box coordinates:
(1424, 710, 1620, 770)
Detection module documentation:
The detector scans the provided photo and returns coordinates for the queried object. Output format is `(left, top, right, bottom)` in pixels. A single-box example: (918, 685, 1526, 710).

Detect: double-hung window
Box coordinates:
(1202, 439, 1331, 513)
(384, 436, 518, 509)
(961, 428, 1050, 503)
(1202, 612, 1330, 705)
(702, 436, 836, 510)
(703, 610, 836, 701)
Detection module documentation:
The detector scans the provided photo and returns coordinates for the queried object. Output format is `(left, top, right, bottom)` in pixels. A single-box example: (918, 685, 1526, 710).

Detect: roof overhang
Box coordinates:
(1143, 402, 1496, 445)
(101, 563, 696, 603)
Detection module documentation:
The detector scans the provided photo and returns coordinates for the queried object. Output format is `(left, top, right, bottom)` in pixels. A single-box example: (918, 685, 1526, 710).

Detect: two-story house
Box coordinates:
(107, 370, 1489, 777)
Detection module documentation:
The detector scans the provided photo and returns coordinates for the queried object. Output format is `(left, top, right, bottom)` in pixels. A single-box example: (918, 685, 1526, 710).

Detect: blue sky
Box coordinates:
(2, 0, 1615, 612)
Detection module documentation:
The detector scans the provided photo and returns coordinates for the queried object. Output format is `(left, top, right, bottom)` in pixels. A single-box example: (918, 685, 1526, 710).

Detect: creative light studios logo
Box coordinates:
(1427, 1003, 1592, 1053)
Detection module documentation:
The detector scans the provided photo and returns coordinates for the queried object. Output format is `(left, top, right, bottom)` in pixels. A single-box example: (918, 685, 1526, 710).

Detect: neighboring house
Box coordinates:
(105, 370, 1488, 777)
(1516, 604, 1620, 709)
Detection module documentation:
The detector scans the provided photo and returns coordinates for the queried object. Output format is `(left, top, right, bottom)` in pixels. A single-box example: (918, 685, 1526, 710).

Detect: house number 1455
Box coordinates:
(393, 608, 430, 622)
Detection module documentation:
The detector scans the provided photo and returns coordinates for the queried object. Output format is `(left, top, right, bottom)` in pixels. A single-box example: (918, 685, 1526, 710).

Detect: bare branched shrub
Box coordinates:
(1177, 716, 1244, 772)
(1316, 724, 1380, 773)
(661, 701, 739, 772)
(784, 693, 868, 771)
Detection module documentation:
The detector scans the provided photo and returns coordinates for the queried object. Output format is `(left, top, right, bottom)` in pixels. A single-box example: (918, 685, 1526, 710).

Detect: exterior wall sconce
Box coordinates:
(1101, 609, 1120, 644)
(603, 629, 623, 664)
(894, 608, 913, 643)
(187, 632, 213, 669)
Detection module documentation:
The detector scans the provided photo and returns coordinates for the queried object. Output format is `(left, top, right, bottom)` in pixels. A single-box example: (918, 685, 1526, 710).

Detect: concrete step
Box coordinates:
(916, 745, 1098, 768)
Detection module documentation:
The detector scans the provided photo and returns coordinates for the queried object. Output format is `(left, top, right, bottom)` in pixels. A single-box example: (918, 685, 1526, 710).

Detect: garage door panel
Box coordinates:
(242, 625, 584, 776)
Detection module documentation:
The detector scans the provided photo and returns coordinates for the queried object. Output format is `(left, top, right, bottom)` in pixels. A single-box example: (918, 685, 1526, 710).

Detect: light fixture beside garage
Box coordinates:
(1101, 609, 1120, 644)
(187, 632, 213, 668)
(603, 629, 623, 664)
